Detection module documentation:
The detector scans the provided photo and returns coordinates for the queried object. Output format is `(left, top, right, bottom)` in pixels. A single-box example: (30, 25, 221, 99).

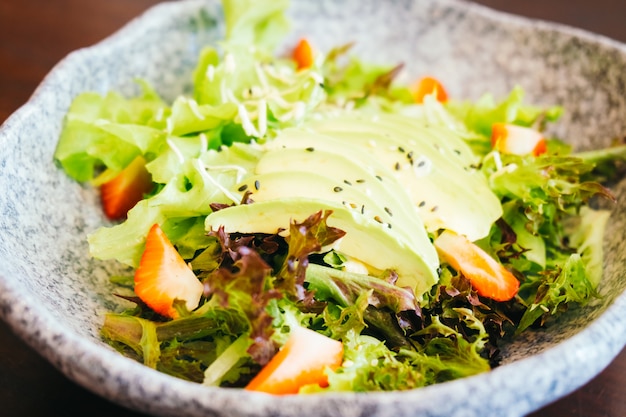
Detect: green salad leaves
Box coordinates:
(54, 0, 623, 394)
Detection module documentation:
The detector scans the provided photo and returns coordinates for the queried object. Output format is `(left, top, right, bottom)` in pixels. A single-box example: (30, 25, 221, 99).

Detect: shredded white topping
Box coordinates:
(224, 53, 236, 74)
(493, 150, 503, 171)
(254, 62, 270, 91)
(292, 101, 306, 121)
(238, 104, 260, 137)
(205, 64, 215, 82)
(193, 159, 241, 205)
(205, 163, 248, 184)
(225, 88, 241, 105)
(167, 138, 185, 164)
(187, 98, 205, 120)
(257, 99, 267, 137)
(199, 133, 208, 151)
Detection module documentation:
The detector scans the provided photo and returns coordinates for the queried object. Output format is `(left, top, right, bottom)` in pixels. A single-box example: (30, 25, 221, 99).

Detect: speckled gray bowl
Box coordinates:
(1, 1, 626, 416)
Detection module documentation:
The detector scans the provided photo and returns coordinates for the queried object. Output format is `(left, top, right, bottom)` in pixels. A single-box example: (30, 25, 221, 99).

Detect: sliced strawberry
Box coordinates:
(245, 326, 344, 395)
(134, 224, 204, 318)
(491, 123, 547, 156)
(434, 230, 520, 302)
(100, 156, 153, 220)
(411, 76, 448, 104)
(292, 38, 314, 70)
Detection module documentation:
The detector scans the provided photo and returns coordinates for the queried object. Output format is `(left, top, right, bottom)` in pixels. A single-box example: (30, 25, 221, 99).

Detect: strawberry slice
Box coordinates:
(134, 224, 204, 318)
(245, 326, 344, 395)
(292, 38, 314, 70)
(491, 123, 547, 156)
(100, 156, 153, 220)
(411, 76, 448, 104)
(434, 230, 520, 302)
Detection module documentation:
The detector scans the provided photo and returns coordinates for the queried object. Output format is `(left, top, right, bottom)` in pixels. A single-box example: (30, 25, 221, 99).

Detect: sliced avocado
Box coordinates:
(249, 144, 429, 248)
(308, 113, 502, 241)
(238, 170, 395, 226)
(204, 197, 439, 300)
(265, 129, 424, 228)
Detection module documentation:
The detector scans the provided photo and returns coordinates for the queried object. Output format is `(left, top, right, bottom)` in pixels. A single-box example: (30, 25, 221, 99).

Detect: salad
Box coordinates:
(53, 0, 625, 394)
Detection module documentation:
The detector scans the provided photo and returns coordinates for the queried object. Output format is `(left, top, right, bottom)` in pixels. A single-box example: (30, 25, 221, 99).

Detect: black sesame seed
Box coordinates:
(407, 151, 414, 159)
(343, 179, 352, 186)
(361, 205, 365, 214)
(387, 223, 392, 229)
(254, 180, 261, 190)
(454, 149, 461, 155)
(384, 207, 393, 216)
(238, 184, 249, 192)
(375, 175, 383, 182)
(398, 146, 405, 153)
(333, 186, 343, 192)
(394, 162, 401, 170)
(417, 160, 426, 168)
(305, 147, 315, 152)
(356, 179, 366, 183)
(418, 201, 426, 207)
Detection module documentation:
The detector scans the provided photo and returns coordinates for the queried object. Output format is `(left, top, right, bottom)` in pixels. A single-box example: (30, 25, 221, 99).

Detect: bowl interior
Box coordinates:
(1, 0, 626, 416)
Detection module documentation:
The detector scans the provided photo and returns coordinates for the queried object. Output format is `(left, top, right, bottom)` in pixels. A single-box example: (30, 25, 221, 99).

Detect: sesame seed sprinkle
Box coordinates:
(238, 184, 249, 192)
(384, 207, 393, 216)
(254, 180, 261, 190)
(333, 186, 343, 192)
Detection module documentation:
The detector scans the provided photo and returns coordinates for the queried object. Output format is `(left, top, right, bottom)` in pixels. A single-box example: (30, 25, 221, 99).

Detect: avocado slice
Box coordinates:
(204, 197, 439, 300)
(248, 144, 429, 249)
(308, 113, 502, 241)
(238, 170, 395, 226)
(265, 130, 426, 224)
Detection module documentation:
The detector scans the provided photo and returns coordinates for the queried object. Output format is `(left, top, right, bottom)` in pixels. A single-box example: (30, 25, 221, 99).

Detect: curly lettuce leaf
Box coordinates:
(54, 82, 169, 181)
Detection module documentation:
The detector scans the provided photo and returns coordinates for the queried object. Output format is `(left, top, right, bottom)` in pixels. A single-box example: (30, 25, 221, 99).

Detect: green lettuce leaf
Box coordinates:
(54, 82, 169, 181)
(447, 86, 563, 139)
(222, 0, 290, 53)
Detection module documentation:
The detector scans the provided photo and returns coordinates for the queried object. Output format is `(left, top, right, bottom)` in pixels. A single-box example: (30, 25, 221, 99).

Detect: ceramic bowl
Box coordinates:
(1, 1, 626, 416)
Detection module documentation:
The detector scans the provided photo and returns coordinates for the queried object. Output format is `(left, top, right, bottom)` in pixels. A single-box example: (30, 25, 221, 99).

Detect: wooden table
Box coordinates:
(1, 1, 625, 416)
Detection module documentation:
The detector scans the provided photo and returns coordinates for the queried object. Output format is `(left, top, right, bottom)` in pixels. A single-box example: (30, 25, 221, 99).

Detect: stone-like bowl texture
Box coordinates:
(1, 1, 625, 416)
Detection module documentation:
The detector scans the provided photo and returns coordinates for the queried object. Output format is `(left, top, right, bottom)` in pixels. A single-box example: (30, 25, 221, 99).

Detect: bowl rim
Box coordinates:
(1, 0, 626, 416)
